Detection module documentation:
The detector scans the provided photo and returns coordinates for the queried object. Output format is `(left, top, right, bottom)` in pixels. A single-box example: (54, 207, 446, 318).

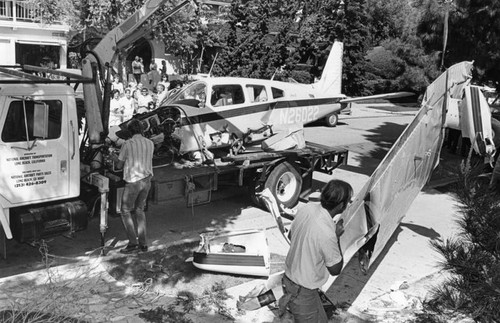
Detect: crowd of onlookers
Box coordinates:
(108, 56, 184, 127)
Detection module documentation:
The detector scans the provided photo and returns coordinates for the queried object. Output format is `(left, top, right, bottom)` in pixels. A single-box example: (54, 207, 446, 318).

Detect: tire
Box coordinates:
(324, 113, 339, 127)
(491, 118, 500, 149)
(248, 175, 266, 210)
(264, 162, 302, 209)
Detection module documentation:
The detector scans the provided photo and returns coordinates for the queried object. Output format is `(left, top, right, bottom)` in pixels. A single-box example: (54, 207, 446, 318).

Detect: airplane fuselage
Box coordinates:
(161, 77, 345, 153)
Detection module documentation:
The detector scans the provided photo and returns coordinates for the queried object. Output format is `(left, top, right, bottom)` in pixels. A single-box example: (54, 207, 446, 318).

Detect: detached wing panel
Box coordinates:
(321, 61, 474, 292)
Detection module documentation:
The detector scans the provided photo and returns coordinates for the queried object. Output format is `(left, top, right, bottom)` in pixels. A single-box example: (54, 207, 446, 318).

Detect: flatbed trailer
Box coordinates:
(105, 142, 348, 212)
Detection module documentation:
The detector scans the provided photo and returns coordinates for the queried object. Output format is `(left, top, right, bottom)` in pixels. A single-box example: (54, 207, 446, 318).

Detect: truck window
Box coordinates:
(211, 85, 245, 107)
(1, 100, 62, 142)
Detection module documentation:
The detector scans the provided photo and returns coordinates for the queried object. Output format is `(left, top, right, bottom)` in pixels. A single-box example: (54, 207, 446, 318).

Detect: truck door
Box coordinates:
(0, 96, 77, 206)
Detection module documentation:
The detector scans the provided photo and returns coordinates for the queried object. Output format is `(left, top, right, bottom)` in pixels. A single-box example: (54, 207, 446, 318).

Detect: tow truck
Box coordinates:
(0, 0, 349, 258)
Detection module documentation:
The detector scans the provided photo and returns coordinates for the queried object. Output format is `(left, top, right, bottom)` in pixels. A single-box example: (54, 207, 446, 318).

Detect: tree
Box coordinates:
(362, 0, 441, 95)
(365, 0, 416, 46)
(24, 0, 79, 27)
(151, 3, 202, 74)
(416, 0, 500, 91)
(212, 0, 298, 80)
(211, 0, 371, 96)
(337, 0, 370, 95)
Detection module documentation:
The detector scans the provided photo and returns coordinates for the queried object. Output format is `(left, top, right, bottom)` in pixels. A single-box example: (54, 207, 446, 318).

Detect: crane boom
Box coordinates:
(81, 0, 194, 144)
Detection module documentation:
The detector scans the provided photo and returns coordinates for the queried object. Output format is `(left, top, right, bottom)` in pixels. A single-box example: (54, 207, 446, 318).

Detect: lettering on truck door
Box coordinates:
(0, 99, 72, 204)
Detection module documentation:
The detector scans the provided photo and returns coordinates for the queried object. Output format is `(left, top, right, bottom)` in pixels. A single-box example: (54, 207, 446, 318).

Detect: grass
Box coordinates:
(0, 241, 91, 323)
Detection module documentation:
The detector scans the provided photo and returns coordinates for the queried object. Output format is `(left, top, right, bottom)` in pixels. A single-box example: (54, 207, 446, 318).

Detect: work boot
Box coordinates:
(120, 244, 139, 254)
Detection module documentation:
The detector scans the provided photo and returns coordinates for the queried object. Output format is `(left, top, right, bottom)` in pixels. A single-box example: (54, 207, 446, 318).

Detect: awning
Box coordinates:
(15, 40, 62, 46)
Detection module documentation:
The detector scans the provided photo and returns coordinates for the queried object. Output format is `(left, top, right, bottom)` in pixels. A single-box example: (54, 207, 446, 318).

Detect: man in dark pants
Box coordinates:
(280, 179, 353, 322)
(131, 56, 144, 84)
(110, 119, 154, 254)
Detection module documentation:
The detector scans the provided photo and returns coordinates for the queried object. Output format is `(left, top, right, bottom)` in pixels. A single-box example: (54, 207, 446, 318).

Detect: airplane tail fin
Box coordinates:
(315, 41, 344, 96)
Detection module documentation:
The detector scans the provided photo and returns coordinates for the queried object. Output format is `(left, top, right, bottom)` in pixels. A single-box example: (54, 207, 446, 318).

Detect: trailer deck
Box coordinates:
(129, 142, 349, 209)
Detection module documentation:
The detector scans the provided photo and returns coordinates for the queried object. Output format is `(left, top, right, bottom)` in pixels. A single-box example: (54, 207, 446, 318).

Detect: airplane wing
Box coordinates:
(323, 61, 474, 291)
(339, 91, 416, 104)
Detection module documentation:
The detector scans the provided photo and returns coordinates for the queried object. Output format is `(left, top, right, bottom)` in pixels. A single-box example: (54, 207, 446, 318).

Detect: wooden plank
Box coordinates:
(0, 66, 47, 81)
(22, 65, 93, 82)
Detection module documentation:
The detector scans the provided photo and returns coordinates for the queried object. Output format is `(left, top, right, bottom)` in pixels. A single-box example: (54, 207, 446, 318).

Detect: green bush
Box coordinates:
(426, 157, 500, 322)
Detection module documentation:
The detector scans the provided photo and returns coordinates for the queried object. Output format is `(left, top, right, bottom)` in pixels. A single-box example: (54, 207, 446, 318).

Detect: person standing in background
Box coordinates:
(112, 75, 124, 95)
(155, 83, 168, 108)
(137, 88, 153, 114)
(120, 88, 135, 122)
(132, 56, 144, 84)
(109, 89, 123, 126)
(131, 89, 140, 115)
(160, 60, 167, 75)
(159, 74, 170, 91)
(147, 63, 161, 91)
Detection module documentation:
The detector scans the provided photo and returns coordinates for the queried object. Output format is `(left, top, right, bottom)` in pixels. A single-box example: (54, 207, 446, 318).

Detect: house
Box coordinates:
(0, 0, 69, 69)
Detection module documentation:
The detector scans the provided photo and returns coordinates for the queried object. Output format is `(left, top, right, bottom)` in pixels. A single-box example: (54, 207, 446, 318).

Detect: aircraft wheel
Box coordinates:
(264, 162, 302, 209)
(324, 113, 339, 127)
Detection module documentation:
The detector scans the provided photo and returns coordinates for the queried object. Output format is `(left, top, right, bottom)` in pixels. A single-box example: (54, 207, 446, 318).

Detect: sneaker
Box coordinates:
(120, 244, 139, 254)
(139, 245, 148, 252)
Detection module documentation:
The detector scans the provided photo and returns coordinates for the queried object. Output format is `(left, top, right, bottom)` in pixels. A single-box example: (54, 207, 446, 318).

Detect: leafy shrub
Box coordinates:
(426, 157, 500, 322)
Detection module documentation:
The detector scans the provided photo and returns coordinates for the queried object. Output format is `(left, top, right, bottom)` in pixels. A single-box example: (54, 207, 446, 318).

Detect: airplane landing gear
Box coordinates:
(324, 113, 339, 127)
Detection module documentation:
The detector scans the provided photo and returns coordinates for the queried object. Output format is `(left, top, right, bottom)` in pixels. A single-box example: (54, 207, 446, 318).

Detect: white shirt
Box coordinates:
(118, 134, 154, 183)
(137, 94, 153, 108)
(120, 96, 135, 121)
(156, 91, 168, 107)
(285, 203, 341, 289)
(109, 98, 123, 126)
(112, 82, 124, 94)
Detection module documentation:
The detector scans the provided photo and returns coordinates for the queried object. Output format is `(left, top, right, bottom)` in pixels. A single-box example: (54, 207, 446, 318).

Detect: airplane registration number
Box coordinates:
(279, 106, 319, 125)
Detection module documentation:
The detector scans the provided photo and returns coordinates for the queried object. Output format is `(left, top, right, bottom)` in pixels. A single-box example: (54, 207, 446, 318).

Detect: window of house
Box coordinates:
(211, 85, 245, 107)
(246, 85, 268, 103)
(271, 87, 285, 99)
(1, 100, 62, 142)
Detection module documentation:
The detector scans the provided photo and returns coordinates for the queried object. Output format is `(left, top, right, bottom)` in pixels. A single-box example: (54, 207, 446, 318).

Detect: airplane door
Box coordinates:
(0, 97, 75, 207)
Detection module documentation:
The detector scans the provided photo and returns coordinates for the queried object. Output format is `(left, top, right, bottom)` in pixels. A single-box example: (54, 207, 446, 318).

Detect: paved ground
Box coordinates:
(0, 104, 473, 322)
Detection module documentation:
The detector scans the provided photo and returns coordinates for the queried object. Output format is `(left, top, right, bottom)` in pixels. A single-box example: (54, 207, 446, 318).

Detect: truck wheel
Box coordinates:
(249, 182, 264, 208)
(264, 162, 302, 209)
(492, 118, 500, 149)
(324, 113, 339, 127)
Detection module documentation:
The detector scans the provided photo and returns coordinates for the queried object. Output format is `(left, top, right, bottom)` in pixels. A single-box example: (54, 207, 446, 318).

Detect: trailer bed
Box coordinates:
(107, 142, 348, 211)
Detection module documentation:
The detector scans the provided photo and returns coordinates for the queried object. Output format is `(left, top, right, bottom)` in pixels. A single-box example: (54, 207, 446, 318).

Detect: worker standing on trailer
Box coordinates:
(279, 179, 353, 322)
(110, 119, 154, 254)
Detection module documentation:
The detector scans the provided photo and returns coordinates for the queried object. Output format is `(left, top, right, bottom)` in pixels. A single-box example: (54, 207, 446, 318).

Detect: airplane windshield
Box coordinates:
(168, 82, 207, 105)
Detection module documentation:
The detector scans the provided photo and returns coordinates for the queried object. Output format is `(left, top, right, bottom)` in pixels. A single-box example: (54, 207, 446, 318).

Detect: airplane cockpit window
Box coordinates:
(211, 85, 245, 107)
(174, 83, 207, 105)
(271, 87, 284, 99)
(246, 85, 268, 103)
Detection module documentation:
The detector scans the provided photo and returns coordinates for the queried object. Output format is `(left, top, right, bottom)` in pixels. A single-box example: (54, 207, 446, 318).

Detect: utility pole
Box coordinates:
(441, 0, 453, 70)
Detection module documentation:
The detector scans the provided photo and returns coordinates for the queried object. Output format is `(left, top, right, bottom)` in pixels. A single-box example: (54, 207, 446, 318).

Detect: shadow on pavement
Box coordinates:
(0, 186, 255, 279)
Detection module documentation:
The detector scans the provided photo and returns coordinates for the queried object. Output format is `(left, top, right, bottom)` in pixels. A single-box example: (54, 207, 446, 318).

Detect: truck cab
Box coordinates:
(0, 80, 83, 250)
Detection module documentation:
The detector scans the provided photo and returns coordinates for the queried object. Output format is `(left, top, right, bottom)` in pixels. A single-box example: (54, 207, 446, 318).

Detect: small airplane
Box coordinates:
(117, 41, 412, 159)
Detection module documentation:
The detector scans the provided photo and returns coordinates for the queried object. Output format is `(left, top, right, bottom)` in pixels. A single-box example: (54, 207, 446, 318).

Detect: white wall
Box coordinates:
(0, 37, 15, 65)
(0, 24, 69, 68)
